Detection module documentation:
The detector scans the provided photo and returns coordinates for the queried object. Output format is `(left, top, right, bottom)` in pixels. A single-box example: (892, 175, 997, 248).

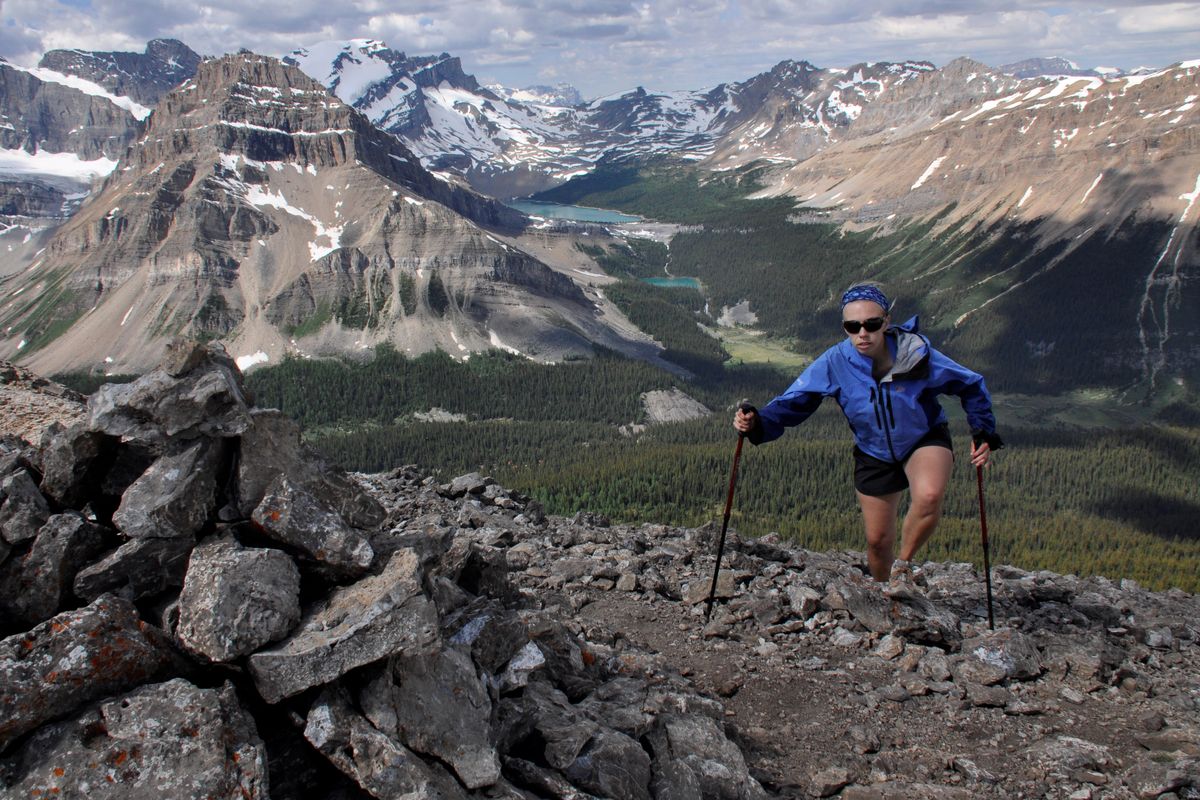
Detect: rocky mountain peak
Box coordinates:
(0, 49, 632, 376)
(37, 38, 200, 106)
(999, 56, 1104, 79)
(490, 83, 585, 107)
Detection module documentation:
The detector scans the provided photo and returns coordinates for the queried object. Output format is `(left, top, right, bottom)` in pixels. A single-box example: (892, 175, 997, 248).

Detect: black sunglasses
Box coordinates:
(843, 317, 887, 334)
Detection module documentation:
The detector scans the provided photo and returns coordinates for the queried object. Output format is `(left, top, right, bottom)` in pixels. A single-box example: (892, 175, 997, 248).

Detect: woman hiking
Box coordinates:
(733, 283, 1003, 592)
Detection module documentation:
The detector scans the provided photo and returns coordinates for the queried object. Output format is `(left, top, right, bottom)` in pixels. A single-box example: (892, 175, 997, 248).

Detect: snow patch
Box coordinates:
(8, 64, 152, 120)
(1079, 174, 1103, 205)
(1018, 186, 1034, 208)
(0, 148, 117, 182)
(244, 185, 341, 261)
(911, 157, 946, 190)
(236, 351, 270, 371)
(488, 330, 524, 357)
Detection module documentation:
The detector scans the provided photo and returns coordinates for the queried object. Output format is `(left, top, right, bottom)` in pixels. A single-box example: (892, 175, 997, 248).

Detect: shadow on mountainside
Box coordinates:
(1092, 488, 1200, 543)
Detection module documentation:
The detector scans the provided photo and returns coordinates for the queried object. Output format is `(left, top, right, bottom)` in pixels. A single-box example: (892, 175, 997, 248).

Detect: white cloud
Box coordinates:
(1115, 2, 1200, 33)
(0, 0, 1195, 97)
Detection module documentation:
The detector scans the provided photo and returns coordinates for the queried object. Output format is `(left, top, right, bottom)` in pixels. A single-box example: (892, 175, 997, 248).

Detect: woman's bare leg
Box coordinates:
(857, 489, 902, 581)
(898, 446, 954, 562)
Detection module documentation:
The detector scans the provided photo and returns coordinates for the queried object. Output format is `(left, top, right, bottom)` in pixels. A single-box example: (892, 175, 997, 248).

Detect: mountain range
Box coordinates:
(0, 38, 1196, 399)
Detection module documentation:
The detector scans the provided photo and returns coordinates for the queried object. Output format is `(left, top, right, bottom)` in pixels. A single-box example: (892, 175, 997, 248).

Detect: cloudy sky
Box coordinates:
(1, 0, 1197, 97)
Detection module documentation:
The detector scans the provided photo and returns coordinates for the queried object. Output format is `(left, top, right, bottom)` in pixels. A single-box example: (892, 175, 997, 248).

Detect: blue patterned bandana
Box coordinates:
(841, 284, 890, 312)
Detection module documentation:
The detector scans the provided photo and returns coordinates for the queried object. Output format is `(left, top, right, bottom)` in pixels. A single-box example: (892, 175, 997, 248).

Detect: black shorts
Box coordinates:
(853, 424, 953, 497)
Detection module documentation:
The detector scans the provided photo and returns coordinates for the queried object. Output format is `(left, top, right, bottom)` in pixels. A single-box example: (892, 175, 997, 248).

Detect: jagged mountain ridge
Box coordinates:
(286, 39, 934, 197)
(1, 37, 1197, 392)
(0, 53, 659, 375)
(488, 82, 585, 107)
(37, 38, 202, 107)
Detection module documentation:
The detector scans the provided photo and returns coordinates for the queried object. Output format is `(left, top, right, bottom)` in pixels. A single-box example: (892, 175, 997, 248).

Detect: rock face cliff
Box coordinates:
(37, 38, 201, 107)
(0, 347, 1196, 799)
(0, 54, 652, 375)
(0, 41, 196, 251)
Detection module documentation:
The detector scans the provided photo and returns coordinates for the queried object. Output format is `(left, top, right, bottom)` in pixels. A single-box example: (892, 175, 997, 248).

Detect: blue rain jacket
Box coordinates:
(749, 316, 998, 463)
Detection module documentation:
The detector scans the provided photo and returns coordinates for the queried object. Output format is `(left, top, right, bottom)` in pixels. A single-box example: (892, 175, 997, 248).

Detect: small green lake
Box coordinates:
(506, 200, 642, 224)
(643, 276, 702, 290)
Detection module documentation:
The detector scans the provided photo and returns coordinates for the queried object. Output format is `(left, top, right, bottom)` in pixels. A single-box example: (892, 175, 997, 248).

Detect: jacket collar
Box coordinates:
(840, 315, 929, 381)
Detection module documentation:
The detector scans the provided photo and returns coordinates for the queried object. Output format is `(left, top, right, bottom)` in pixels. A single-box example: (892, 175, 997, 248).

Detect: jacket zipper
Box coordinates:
(876, 381, 899, 461)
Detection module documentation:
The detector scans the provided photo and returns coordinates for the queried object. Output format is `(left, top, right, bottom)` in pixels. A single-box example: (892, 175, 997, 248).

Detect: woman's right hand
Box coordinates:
(733, 407, 756, 434)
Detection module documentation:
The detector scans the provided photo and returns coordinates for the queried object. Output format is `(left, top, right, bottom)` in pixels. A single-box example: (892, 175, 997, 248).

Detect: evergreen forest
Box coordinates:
(243, 346, 1200, 594)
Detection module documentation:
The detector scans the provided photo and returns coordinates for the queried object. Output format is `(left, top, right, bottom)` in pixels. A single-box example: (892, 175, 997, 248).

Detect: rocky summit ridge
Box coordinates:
(0, 345, 1197, 800)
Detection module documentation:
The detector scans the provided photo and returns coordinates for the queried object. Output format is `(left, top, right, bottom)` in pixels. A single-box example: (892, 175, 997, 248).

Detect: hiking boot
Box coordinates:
(885, 559, 922, 599)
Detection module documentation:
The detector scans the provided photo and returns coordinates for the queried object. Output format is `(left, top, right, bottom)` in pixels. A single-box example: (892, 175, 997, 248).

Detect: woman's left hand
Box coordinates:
(970, 441, 991, 468)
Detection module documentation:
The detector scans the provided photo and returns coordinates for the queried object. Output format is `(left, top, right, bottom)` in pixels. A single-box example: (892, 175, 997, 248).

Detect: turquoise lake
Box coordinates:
(643, 276, 702, 290)
(506, 200, 642, 224)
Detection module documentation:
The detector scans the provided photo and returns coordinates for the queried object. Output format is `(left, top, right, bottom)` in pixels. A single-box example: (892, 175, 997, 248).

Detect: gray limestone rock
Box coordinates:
(687, 570, 739, 605)
(38, 422, 107, 508)
(247, 548, 440, 703)
(1041, 635, 1125, 688)
(87, 343, 252, 444)
(577, 677, 656, 739)
(176, 534, 301, 662)
(0, 678, 267, 799)
(113, 438, 222, 539)
(951, 653, 1008, 686)
(235, 408, 385, 528)
(251, 474, 375, 578)
(0, 469, 50, 545)
(443, 600, 529, 674)
(564, 726, 653, 800)
(645, 714, 767, 800)
(918, 649, 953, 682)
(811, 766, 854, 797)
(0, 512, 110, 626)
(305, 686, 469, 800)
(504, 680, 599, 771)
(503, 757, 598, 799)
(499, 641, 548, 692)
(838, 576, 961, 645)
(74, 534, 196, 601)
(959, 628, 1043, 683)
(963, 682, 1011, 708)
(1022, 736, 1113, 772)
(787, 584, 823, 619)
(360, 647, 500, 789)
(442, 471, 494, 498)
(0, 594, 175, 751)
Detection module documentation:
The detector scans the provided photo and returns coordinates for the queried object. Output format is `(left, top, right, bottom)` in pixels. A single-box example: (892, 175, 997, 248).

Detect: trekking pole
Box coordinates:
(976, 465, 995, 630)
(705, 432, 745, 621)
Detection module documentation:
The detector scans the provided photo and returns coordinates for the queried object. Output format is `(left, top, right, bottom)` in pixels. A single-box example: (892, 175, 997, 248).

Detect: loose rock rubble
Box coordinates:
(358, 476, 1200, 800)
(0, 345, 765, 800)
(1, 344, 1198, 799)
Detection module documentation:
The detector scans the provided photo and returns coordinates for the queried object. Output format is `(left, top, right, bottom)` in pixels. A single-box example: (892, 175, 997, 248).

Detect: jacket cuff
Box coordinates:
(971, 429, 1005, 450)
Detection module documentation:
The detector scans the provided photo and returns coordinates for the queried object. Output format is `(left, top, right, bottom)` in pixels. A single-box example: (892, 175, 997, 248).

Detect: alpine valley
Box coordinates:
(1, 37, 1196, 405)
